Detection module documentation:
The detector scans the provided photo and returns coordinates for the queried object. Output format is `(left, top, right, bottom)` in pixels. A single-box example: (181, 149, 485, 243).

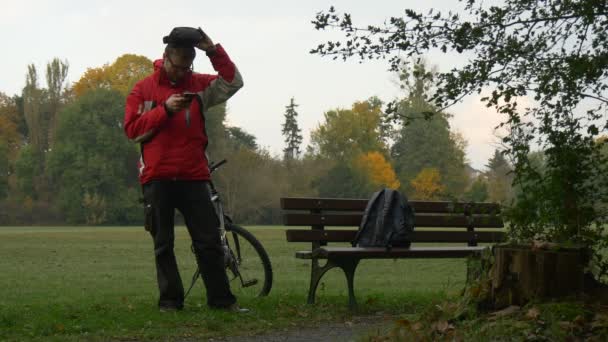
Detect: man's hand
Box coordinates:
(165, 94, 191, 115)
(196, 29, 216, 54)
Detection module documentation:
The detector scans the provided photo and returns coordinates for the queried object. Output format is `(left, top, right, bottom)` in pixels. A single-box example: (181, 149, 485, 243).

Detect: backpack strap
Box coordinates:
(352, 189, 384, 247)
(376, 189, 394, 249)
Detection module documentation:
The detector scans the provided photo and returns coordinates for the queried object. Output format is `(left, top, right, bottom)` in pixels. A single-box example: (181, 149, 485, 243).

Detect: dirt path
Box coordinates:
(209, 316, 393, 342)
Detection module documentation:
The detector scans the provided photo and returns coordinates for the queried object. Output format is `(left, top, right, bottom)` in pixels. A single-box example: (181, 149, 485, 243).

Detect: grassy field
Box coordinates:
(0, 225, 471, 341)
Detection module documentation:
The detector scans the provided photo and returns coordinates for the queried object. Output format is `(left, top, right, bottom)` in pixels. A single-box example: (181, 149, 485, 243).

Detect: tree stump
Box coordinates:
(490, 245, 586, 308)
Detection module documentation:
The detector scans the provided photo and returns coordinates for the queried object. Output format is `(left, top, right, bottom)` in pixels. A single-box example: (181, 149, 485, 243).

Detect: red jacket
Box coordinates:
(124, 44, 243, 184)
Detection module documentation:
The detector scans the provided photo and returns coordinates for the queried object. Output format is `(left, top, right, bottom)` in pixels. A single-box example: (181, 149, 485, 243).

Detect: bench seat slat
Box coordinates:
(283, 213, 503, 228)
(281, 197, 501, 214)
(286, 229, 505, 243)
(296, 246, 489, 259)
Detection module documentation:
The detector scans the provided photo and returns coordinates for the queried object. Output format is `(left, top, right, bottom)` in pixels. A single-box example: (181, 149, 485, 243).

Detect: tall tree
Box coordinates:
(315, 162, 373, 198)
(45, 58, 69, 148)
(71, 54, 152, 98)
(46, 88, 139, 224)
(310, 97, 387, 161)
(485, 149, 514, 203)
(464, 176, 489, 202)
(0, 142, 8, 199)
(391, 62, 468, 198)
(0, 93, 21, 162)
(226, 126, 257, 150)
(282, 98, 303, 161)
(22, 65, 46, 155)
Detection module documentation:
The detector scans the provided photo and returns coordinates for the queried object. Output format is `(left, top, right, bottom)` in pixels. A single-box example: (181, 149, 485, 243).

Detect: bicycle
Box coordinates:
(185, 159, 273, 299)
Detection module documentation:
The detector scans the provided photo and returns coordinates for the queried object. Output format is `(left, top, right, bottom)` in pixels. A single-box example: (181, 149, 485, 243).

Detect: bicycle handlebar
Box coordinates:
(209, 159, 227, 173)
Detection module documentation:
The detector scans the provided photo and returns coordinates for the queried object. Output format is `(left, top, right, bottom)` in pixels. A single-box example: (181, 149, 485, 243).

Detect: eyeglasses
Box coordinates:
(166, 55, 193, 72)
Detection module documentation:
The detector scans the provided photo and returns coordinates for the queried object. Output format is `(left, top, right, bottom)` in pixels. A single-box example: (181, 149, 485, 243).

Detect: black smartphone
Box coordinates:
(182, 92, 197, 102)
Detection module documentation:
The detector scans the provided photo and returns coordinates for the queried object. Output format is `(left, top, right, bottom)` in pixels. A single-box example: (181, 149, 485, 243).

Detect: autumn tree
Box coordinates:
(282, 97, 303, 161)
(391, 62, 468, 198)
(410, 168, 445, 200)
(354, 151, 400, 190)
(71, 54, 152, 98)
(310, 97, 387, 161)
(309, 98, 392, 198)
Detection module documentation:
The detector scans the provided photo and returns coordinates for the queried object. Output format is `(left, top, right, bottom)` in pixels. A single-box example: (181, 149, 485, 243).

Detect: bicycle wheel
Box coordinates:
(224, 223, 273, 297)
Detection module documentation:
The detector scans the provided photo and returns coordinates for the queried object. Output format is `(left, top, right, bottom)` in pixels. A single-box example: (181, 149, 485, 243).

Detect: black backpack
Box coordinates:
(352, 188, 415, 248)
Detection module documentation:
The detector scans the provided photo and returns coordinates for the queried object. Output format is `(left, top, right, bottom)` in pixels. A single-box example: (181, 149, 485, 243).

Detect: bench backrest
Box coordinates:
(281, 197, 505, 248)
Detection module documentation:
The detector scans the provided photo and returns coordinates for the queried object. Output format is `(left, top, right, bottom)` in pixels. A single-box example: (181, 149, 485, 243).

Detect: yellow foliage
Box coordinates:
(310, 99, 386, 160)
(72, 67, 110, 98)
(410, 168, 445, 200)
(71, 54, 153, 98)
(355, 151, 400, 189)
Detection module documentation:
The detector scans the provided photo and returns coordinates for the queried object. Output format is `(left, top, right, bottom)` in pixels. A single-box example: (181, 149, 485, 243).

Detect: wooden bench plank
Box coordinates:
(296, 246, 489, 259)
(280, 197, 501, 214)
(283, 213, 504, 228)
(286, 229, 505, 243)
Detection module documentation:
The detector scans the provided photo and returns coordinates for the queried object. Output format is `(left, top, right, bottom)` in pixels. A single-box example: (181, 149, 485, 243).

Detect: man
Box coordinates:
(123, 27, 245, 312)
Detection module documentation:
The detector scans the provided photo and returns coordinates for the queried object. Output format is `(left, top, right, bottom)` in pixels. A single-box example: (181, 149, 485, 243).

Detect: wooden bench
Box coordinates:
(281, 197, 505, 308)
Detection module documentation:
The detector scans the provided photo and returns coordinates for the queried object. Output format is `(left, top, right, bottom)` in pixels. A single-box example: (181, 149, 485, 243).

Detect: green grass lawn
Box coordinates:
(0, 225, 471, 341)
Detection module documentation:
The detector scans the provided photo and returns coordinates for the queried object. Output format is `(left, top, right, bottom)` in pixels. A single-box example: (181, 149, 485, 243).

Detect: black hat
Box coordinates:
(162, 27, 204, 47)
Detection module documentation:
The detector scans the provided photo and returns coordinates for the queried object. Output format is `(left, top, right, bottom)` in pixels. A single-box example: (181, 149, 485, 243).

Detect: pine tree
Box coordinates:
(485, 149, 514, 203)
(282, 98, 303, 160)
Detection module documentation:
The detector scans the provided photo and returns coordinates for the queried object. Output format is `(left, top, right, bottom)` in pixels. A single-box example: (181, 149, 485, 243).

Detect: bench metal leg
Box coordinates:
(307, 258, 333, 305)
(335, 257, 360, 309)
(307, 257, 361, 309)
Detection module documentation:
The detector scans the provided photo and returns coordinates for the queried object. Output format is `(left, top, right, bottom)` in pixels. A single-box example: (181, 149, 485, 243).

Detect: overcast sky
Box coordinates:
(0, 0, 507, 170)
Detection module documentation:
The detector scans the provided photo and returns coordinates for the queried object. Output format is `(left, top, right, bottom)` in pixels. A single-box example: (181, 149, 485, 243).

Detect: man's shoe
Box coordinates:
(216, 303, 250, 313)
(159, 304, 183, 312)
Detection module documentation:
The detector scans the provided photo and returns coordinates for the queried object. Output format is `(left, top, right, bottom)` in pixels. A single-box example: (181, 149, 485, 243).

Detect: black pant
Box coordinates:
(142, 180, 236, 308)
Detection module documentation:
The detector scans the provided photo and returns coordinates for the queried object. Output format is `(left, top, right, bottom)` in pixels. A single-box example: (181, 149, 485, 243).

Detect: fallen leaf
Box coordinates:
(366, 297, 379, 305)
(531, 240, 558, 250)
(395, 319, 411, 328)
(525, 307, 541, 320)
(489, 305, 521, 319)
(573, 315, 586, 327)
(591, 313, 608, 330)
(432, 320, 454, 333)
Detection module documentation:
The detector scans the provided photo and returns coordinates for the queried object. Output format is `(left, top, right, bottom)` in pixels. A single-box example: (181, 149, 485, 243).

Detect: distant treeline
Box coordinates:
(0, 57, 516, 225)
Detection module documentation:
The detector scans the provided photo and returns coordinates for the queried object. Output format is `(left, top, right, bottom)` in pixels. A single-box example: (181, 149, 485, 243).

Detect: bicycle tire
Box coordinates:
(224, 223, 273, 297)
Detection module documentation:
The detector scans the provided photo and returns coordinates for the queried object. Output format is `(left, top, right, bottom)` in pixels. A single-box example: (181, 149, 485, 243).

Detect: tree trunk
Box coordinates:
(491, 245, 586, 309)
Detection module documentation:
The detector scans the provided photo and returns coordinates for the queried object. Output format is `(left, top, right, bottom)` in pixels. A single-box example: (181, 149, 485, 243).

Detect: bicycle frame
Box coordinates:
(185, 158, 267, 299)
(206, 160, 257, 288)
